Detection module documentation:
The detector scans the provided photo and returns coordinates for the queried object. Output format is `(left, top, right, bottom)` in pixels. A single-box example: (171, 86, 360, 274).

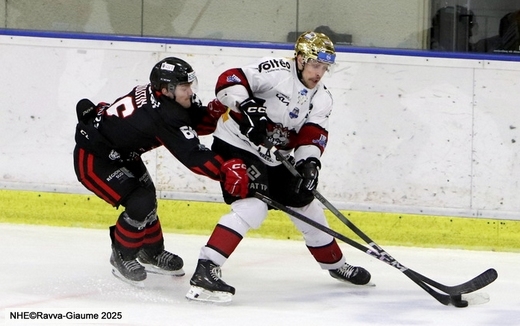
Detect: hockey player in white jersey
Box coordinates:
(186, 31, 371, 303)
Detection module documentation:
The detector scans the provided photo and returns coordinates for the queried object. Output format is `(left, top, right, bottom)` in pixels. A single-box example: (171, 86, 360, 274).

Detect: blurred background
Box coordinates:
(1, 0, 519, 55)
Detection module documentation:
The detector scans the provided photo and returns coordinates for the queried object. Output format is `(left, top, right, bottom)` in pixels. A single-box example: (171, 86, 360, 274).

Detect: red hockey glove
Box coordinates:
(207, 98, 228, 120)
(221, 158, 249, 198)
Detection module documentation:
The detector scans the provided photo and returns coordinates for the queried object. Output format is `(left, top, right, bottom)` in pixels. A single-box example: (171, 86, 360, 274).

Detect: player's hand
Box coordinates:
(207, 98, 228, 120)
(221, 158, 249, 198)
(191, 94, 203, 107)
(295, 158, 321, 191)
(238, 97, 267, 146)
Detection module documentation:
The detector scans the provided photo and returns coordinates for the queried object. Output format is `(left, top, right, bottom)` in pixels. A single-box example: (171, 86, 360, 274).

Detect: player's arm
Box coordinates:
(192, 96, 228, 136)
(157, 126, 248, 198)
(292, 91, 333, 191)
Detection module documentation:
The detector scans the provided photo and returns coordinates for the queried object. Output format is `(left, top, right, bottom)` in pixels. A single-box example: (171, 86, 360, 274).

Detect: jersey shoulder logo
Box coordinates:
(312, 134, 328, 148)
(226, 74, 242, 83)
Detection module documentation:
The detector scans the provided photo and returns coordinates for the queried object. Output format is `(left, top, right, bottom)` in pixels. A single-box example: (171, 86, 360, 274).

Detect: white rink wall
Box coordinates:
(0, 35, 519, 220)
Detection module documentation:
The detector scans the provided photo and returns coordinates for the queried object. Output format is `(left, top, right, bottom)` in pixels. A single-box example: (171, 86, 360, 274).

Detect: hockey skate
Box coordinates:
(185, 259, 235, 303)
(329, 263, 372, 286)
(110, 247, 146, 287)
(137, 249, 185, 276)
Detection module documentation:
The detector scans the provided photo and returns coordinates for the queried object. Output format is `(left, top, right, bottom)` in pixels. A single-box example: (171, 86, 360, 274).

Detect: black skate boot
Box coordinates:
(185, 259, 235, 303)
(329, 263, 372, 285)
(137, 249, 185, 276)
(110, 247, 146, 287)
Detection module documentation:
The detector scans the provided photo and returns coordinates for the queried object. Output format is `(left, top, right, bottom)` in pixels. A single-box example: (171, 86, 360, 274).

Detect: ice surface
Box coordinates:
(1, 223, 519, 326)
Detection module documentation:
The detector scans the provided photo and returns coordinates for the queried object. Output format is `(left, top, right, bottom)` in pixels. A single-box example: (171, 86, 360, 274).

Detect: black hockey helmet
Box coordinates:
(149, 57, 197, 92)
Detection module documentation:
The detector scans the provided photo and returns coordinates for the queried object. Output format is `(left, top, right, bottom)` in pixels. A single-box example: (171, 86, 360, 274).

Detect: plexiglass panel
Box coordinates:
(1, 0, 519, 55)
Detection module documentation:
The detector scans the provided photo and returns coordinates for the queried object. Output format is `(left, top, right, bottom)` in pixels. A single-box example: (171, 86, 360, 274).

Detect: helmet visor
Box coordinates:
(167, 76, 198, 94)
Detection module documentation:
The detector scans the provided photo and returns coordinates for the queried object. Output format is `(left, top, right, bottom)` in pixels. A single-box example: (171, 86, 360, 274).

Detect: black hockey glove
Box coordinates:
(191, 93, 203, 107)
(295, 157, 321, 192)
(238, 97, 267, 146)
(76, 98, 96, 123)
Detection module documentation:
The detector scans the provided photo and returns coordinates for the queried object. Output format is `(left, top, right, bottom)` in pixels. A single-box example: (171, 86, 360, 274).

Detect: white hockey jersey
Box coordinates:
(214, 56, 333, 166)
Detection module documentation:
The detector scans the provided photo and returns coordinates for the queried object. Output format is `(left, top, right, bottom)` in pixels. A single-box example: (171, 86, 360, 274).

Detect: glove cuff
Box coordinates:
(298, 157, 321, 169)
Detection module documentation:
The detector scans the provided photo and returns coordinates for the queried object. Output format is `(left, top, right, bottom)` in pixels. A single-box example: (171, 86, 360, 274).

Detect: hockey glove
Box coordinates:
(207, 98, 228, 120)
(76, 98, 97, 123)
(238, 97, 267, 146)
(295, 157, 321, 192)
(191, 94, 203, 107)
(221, 158, 249, 198)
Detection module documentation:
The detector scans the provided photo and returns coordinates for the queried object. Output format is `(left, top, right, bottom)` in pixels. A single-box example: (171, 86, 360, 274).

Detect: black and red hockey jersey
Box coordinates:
(75, 83, 223, 181)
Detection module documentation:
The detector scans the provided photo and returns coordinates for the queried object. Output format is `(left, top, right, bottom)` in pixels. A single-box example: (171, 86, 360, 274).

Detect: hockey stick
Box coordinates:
(255, 192, 496, 307)
(309, 189, 498, 296)
(261, 138, 497, 304)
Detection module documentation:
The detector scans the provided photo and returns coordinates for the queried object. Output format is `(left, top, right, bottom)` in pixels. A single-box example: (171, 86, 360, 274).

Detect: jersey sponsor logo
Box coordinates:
(246, 165, 261, 180)
(249, 182, 267, 191)
(297, 88, 309, 105)
(312, 134, 328, 148)
(289, 107, 299, 119)
(258, 59, 291, 73)
(226, 74, 242, 83)
(276, 93, 290, 106)
(108, 150, 121, 161)
(106, 169, 124, 182)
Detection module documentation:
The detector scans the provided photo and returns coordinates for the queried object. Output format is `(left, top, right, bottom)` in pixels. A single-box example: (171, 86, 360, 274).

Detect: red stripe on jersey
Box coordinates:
(191, 166, 205, 175)
(214, 155, 224, 164)
(215, 68, 253, 97)
(191, 160, 221, 181)
(295, 123, 329, 154)
(307, 239, 343, 264)
(195, 115, 218, 136)
(206, 224, 243, 258)
(86, 154, 122, 202)
(77, 149, 115, 205)
(204, 160, 220, 176)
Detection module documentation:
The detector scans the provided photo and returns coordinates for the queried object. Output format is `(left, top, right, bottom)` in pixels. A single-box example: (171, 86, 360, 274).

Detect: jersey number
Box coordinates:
(180, 126, 196, 139)
(105, 97, 136, 118)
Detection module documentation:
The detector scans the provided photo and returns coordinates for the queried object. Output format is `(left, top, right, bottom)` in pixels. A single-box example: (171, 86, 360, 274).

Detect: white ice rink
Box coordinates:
(1, 223, 519, 326)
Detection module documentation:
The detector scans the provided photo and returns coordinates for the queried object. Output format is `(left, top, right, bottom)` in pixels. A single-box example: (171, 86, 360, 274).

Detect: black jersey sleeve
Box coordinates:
(155, 102, 224, 181)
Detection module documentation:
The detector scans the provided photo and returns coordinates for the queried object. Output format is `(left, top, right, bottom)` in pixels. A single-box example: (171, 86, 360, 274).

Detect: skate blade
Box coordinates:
(185, 286, 233, 304)
(332, 277, 376, 287)
(142, 264, 185, 277)
(111, 268, 145, 288)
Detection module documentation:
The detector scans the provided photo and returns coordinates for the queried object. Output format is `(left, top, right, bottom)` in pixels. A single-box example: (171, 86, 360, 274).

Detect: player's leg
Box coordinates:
(186, 139, 269, 302)
(271, 165, 371, 285)
(136, 191, 185, 277)
(74, 147, 181, 284)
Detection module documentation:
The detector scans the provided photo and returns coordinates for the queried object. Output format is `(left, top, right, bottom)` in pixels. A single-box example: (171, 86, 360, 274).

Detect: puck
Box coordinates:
(450, 294, 469, 308)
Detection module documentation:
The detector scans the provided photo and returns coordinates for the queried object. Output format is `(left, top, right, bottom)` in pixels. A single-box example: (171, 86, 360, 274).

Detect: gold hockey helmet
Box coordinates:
(294, 31, 336, 65)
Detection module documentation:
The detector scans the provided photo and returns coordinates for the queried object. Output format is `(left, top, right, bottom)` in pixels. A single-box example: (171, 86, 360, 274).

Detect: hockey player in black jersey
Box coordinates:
(73, 57, 248, 286)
